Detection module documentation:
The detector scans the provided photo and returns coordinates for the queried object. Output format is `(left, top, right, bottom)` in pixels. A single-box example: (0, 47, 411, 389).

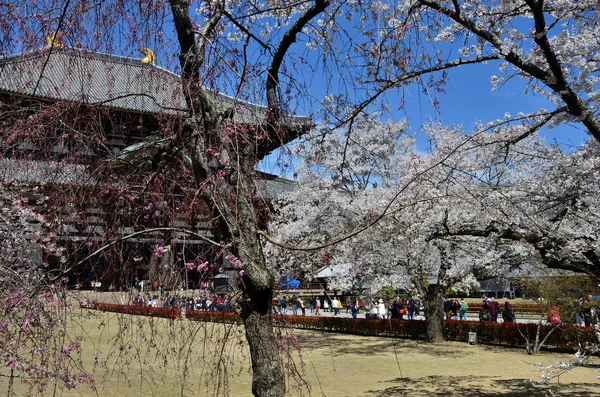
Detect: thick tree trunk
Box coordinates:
(424, 284, 445, 343)
(168, 2, 324, 394)
(234, 216, 285, 396)
(243, 287, 284, 397)
(222, 172, 285, 396)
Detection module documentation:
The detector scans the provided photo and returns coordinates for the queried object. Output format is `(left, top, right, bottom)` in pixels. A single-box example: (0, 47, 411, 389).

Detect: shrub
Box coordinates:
(81, 301, 181, 320)
(441, 320, 597, 351)
(80, 302, 597, 352)
(186, 310, 239, 323)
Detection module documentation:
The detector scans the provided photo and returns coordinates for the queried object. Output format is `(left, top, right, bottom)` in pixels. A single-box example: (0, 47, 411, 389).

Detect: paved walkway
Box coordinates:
(82, 291, 551, 325)
(280, 308, 548, 324)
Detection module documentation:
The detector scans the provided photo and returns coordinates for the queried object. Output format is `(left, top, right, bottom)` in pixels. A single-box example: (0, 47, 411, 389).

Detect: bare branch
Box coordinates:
(49, 227, 229, 281)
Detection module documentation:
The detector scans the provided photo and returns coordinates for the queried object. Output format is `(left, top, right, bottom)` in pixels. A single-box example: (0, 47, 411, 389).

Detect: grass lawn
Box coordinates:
(1, 309, 598, 397)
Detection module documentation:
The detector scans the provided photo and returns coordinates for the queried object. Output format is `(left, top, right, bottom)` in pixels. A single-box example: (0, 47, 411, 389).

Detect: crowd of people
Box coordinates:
(475, 295, 516, 323)
(362, 297, 420, 320)
(274, 294, 307, 315)
(472, 293, 599, 326)
(134, 292, 235, 312)
(443, 298, 470, 321)
(129, 289, 599, 327)
(273, 295, 421, 320)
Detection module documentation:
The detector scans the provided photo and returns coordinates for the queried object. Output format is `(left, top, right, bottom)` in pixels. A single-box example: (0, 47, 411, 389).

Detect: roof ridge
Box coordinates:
(0, 47, 310, 123)
(0, 47, 180, 78)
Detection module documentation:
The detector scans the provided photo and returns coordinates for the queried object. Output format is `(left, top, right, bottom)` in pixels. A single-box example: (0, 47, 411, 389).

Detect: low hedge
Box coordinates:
(441, 319, 597, 351)
(278, 316, 597, 352)
(186, 309, 239, 323)
(278, 315, 427, 339)
(81, 302, 598, 352)
(81, 301, 182, 320)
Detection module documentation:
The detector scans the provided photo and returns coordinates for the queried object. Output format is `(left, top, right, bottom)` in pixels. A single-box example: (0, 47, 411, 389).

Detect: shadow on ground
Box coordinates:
(364, 375, 600, 397)
(296, 331, 468, 358)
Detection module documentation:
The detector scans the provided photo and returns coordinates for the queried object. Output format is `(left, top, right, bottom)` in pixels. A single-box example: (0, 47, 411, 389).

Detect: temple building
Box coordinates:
(0, 42, 299, 290)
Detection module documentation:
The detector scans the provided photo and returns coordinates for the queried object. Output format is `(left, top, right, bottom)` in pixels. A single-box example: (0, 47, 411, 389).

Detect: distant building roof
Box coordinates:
(315, 264, 353, 278)
(254, 171, 297, 199)
(0, 47, 301, 198)
(0, 47, 309, 125)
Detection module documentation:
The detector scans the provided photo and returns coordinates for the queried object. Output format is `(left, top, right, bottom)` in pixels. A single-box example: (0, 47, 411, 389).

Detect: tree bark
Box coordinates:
(168, 1, 328, 395)
(424, 283, 445, 343)
(228, 175, 285, 397)
(243, 287, 284, 397)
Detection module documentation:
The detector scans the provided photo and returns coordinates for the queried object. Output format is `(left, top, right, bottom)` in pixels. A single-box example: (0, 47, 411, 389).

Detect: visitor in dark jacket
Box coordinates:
(479, 301, 491, 321)
(502, 301, 515, 323)
(489, 297, 500, 322)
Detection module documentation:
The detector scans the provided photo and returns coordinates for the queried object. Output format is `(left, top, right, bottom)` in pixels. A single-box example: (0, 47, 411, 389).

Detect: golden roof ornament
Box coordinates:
(46, 31, 64, 48)
(141, 48, 155, 65)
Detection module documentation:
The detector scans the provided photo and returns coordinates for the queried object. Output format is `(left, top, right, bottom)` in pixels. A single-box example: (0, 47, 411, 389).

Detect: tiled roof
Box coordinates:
(254, 171, 297, 199)
(0, 47, 300, 197)
(0, 47, 308, 125)
(0, 158, 89, 185)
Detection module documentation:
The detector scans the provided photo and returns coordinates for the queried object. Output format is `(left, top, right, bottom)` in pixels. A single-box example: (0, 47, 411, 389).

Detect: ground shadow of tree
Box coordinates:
(295, 331, 469, 358)
(365, 375, 600, 397)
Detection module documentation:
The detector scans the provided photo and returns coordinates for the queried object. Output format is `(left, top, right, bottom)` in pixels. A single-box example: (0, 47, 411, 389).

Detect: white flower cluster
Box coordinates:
(266, 110, 600, 300)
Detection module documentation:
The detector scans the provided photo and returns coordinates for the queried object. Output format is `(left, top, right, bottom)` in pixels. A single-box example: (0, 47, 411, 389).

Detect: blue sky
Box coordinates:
(259, 56, 590, 175)
(408, 63, 590, 150)
(137, 4, 589, 158)
(6, 0, 589, 155)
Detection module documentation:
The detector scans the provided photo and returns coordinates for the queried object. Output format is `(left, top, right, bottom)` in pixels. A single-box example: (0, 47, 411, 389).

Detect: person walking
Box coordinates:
(502, 301, 515, 323)
(443, 299, 452, 320)
(489, 297, 500, 322)
(299, 297, 306, 316)
(378, 299, 386, 319)
(407, 299, 416, 320)
(547, 305, 561, 326)
(291, 295, 298, 315)
(459, 298, 468, 321)
(390, 297, 400, 319)
(351, 301, 359, 319)
(315, 297, 321, 316)
(450, 299, 460, 320)
(479, 300, 491, 321)
(580, 294, 595, 327)
(370, 300, 378, 319)
(332, 297, 340, 315)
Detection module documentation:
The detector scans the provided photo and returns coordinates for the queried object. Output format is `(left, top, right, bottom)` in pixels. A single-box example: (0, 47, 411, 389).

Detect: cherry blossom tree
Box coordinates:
(267, 115, 599, 341)
(263, 1, 600, 335)
(0, 184, 96, 395)
(0, 0, 444, 395)
(360, 0, 600, 143)
(2, 0, 600, 394)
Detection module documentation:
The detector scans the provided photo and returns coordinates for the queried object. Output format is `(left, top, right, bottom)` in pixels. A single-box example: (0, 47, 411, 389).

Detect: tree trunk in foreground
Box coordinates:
(425, 283, 445, 343)
(230, 176, 285, 396)
(244, 288, 284, 397)
(168, 1, 326, 394)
